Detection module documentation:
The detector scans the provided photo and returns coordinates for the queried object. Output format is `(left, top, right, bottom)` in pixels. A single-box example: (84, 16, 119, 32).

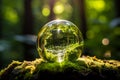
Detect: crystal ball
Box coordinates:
(37, 20, 84, 62)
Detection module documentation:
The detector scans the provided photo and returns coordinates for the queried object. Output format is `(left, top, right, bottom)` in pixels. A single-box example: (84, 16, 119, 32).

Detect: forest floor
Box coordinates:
(0, 56, 120, 80)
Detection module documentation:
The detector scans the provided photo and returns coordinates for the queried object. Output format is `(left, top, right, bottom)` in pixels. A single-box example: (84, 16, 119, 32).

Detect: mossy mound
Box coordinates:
(0, 56, 120, 80)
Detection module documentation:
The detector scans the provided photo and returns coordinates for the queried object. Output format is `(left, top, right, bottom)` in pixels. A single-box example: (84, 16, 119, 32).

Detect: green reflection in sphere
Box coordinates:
(37, 20, 84, 62)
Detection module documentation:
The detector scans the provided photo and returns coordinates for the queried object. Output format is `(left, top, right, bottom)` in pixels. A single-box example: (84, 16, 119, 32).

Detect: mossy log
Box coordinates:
(0, 56, 120, 80)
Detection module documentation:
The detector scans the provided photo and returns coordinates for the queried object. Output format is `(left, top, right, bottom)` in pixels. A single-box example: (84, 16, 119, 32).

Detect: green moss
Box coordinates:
(0, 56, 120, 80)
(0, 61, 21, 76)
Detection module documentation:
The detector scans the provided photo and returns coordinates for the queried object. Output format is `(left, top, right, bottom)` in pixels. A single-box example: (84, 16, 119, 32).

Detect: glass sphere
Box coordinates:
(37, 20, 84, 62)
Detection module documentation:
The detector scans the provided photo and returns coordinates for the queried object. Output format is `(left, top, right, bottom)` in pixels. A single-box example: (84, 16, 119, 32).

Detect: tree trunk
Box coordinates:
(23, 0, 34, 34)
(49, 0, 56, 21)
(79, 0, 87, 39)
(0, 0, 3, 69)
(114, 0, 120, 17)
(0, 0, 3, 38)
(73, 0, 87, 39)
(22, 0, 34, 60)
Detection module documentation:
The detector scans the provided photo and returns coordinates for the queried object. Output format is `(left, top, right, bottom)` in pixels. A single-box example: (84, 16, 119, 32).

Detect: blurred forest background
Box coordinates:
(0, 0, 120, 69)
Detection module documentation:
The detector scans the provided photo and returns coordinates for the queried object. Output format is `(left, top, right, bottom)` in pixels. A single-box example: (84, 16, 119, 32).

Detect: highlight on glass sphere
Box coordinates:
(37, 20, 84, 62)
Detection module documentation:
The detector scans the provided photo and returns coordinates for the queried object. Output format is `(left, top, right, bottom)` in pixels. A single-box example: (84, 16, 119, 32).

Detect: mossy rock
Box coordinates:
(0, 56, 120, 80)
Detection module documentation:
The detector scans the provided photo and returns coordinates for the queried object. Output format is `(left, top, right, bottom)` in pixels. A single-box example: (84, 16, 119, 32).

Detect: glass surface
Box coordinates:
(37, 20, 84, 62)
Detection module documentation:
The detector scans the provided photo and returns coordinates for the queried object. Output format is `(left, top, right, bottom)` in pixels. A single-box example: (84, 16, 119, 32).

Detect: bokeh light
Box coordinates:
(4, 7, 18, 23)
(53, 2, 64, 14)
(88, 0, 105, 11)
(42, 7, 50, 17)
(42, 5, 50, 17)
(102, 38, 109, 45)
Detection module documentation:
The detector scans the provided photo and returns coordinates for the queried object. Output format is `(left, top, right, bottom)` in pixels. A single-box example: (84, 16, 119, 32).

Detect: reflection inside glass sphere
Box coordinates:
(37, 20, 84, 62)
